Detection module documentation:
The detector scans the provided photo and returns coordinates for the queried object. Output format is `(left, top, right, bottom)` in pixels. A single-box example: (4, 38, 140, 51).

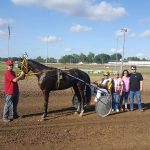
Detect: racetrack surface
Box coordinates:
(0, 76, 150, 150)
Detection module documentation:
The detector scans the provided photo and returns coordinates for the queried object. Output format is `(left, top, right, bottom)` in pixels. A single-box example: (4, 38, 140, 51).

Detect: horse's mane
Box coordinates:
(28, 59, 56, 70)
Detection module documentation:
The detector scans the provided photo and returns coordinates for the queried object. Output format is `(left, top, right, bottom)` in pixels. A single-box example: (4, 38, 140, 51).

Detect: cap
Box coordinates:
(6, 60, 14, 66)
(103, 70, 110, 76)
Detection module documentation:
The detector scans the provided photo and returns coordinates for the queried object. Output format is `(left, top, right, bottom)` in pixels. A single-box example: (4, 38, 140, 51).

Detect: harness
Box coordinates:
(20, 57, 62, 88)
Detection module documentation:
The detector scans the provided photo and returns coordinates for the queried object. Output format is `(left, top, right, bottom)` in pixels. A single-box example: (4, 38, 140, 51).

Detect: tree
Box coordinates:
(94, 53, 110, 63)
(47, 57, 57, 63)
(87, 52, 95, 63)
(79, 53, 88, 62)
(59, 55, 71, 63)
(110, 53, 122, 62)
(72, 54, 80, 63)
(127, 57, 141, 61)
(34, 56, 45, 63)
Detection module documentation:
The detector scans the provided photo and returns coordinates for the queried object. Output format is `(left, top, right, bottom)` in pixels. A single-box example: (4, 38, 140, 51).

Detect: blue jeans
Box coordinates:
(3, 94, 19, 119)
(129, 91, 142, 110)
(112, 93, 121, 110)
(120, 92, 129, 105)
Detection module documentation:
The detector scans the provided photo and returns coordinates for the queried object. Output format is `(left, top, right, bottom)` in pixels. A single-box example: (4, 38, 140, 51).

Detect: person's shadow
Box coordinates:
(134, 103, 150, 110)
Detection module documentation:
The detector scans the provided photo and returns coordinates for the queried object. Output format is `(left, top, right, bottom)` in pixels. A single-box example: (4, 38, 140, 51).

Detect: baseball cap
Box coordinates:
(6, 60, 14, 66)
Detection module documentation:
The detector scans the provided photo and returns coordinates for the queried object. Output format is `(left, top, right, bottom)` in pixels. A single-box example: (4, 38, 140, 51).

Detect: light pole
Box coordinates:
(7, 24, 10, 59)
(115, 38, 119, 70)
(121, 28, 127, 72)
(46, 36, 49, 64)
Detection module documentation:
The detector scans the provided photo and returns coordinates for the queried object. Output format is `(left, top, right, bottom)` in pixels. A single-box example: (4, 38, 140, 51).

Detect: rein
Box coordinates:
(20, 58, 107, 94)
(20, 58, 64, 88)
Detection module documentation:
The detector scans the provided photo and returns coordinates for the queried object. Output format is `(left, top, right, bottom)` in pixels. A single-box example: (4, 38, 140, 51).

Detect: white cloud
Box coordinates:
(0, 30, 7, 38)
(70, 24, 92, 32)
(0, 18, 14, 39)
(110, 48, 122, 53)
(140, 30, 150, 38)
(11, 0, 127, 21)
(115, 28, 138, 38)
(136, 53, 144, 58)
(0, 18, 13, 27)
(115, 28, 128, 37)
(40, 35, 62, 43)
(64, 48, 72, 52)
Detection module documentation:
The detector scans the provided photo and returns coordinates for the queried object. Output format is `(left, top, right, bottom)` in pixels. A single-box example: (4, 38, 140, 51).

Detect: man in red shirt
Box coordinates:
(3, 60, 25, 122)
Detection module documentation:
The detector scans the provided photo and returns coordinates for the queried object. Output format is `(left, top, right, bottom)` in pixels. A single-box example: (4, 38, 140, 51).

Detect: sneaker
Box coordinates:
(3, 119, 11, 123)
(130, 109, 134, 111)
(111, 109, 114, 112)
(13, 115, 21, 119)
(125, 108, 129, 112)
(116, 109, 119, 112)
(121, 108, 124, 112)
(140, 109, 144, 112)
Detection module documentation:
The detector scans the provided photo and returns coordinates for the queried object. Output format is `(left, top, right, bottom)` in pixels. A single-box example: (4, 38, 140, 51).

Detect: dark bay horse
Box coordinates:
(19, 57, 91, 120)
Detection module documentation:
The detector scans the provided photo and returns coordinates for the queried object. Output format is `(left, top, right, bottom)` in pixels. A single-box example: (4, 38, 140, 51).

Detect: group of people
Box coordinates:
(94, 65, 144, 113)
(2, 59, 144, 123)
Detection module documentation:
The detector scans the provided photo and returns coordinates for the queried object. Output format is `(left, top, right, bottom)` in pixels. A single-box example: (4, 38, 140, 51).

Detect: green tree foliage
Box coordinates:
(94, 53, 110, 64)
(34, 56, 45, 63)
(79, 53, 88, 62)
(127, 57, 141, 61)
(110, 53, 122, 62)
(59, 55, 71, 63)
(72, 54, 80, 63)
(87, 52, 95, 63)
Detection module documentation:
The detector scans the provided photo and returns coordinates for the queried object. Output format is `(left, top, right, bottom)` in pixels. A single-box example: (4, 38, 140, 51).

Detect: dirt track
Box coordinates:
(0, 76, 150, 150)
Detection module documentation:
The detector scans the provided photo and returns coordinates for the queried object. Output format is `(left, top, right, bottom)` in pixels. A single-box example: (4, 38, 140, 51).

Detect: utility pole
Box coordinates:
(8, 24, 10, 59)
(46, 36, 49, 64)
(115, 38, 119, 71)
(121, 28, 127, 72)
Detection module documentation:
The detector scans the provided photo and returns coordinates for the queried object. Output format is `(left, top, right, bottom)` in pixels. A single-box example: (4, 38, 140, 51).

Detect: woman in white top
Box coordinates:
(112, 72, 124, 112)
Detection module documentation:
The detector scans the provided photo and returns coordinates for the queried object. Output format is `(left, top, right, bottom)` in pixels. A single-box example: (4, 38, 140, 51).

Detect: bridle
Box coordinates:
(20, 57, 29, 74)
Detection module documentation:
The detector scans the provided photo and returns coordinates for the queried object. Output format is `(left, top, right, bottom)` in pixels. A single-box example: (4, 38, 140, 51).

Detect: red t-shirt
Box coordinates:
(4, 70, 19, 95)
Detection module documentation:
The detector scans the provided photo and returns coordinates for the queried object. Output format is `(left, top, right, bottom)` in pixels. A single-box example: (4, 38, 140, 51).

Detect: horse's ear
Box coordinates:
(22, 52, 28, 59)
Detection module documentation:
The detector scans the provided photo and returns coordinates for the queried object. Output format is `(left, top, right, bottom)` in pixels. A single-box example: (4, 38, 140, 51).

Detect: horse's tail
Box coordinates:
(85, 74, 91, 105)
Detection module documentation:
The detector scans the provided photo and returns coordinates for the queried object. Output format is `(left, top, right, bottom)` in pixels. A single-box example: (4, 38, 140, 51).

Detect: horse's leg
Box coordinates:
(73, 86, 81, 114)
(77, 83, 86, 117)
(41, 90, 50, 119)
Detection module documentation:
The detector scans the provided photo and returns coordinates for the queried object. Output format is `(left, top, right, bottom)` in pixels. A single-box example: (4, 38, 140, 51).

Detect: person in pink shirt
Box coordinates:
(120, 70, 130, 111)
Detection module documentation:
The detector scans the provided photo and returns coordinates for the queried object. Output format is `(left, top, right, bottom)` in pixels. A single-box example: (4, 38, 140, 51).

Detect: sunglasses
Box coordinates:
(131, 68, 136, 70)
(104, 75, 108, 76)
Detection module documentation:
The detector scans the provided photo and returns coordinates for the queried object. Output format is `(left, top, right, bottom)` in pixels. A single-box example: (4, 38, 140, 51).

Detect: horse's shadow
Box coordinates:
(22, 105, 95, 119)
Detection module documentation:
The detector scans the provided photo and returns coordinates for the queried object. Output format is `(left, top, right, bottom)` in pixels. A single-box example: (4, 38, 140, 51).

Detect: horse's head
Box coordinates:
(18, 53, 31, 79)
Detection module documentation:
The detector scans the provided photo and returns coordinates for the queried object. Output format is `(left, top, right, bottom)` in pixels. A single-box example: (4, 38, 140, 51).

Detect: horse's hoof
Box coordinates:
(74, 111, 78, 115)
(41, 114, 47, 118)
(79, 114, 83, 117)
(38, 118, 45, 122)
(79, 110, 84, 117)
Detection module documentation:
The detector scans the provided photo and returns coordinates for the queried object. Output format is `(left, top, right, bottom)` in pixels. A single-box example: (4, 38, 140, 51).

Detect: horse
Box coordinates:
(19, 57, 91, 120)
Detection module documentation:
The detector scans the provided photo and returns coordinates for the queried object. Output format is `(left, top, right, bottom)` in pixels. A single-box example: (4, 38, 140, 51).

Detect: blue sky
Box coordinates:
(0, 0, 150, 59)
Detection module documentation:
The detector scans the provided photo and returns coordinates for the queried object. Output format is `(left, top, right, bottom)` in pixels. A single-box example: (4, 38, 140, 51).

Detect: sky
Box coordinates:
(0, 0, 150, 59)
